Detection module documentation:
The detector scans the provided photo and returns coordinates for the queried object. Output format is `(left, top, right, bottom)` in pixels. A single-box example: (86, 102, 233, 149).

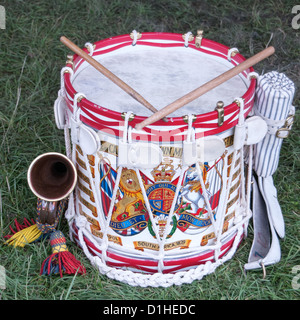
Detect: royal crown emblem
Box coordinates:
(151, 158, 176, 182)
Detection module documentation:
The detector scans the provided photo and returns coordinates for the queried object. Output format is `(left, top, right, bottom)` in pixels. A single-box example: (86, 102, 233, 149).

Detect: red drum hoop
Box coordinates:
(63, 32, 256, 142)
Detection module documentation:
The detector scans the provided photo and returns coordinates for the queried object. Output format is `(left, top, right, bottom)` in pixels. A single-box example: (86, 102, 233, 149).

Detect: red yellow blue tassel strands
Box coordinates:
(40, 230, 86, 277)
(4, 198, 86, 277)
(4, 217, 36, 238)
(5, 200, 45, 247)
(5, 198, 65, 247)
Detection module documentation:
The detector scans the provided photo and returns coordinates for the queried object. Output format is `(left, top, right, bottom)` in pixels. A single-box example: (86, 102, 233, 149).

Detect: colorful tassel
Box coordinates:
(4, 218, 36, 239)
(40, 230, 86, 277)
(5, 198, 85, 277)
(5, 224, 42, 247)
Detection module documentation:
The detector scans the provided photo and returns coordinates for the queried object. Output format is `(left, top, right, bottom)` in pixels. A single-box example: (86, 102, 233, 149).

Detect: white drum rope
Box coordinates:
(85, 42, 95, 56)
(131, 30, 138, 46)
(184, 31, 193, 48)
(227, 47, 239, 61)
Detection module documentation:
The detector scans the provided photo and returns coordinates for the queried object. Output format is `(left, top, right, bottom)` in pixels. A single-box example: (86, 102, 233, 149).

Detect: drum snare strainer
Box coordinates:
(53, 31, 291, 287)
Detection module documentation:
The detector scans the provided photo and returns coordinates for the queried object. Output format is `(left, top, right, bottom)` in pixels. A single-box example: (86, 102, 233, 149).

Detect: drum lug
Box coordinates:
(66, 54, 74, 70)
(215, 101, 224, 127)
(195, 29, 204, 48)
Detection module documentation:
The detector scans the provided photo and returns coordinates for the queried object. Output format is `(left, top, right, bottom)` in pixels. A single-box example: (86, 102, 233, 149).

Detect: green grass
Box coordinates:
(0, 0, 299, 300)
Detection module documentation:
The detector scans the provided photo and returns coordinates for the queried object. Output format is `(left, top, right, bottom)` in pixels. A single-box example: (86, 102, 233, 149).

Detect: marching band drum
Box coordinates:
(52, 31, 294, 287)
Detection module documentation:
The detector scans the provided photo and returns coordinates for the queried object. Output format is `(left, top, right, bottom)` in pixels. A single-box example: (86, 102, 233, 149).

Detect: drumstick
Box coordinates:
(60, 36, 158, 114)
(135, 46, 275, 130)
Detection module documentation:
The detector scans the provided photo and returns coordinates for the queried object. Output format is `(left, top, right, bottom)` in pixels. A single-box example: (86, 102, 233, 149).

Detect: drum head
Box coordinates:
(72, 46, 248, 117)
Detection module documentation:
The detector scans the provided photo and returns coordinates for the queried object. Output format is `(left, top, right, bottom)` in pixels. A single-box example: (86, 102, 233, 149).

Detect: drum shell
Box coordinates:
(59, 32, 255, 282)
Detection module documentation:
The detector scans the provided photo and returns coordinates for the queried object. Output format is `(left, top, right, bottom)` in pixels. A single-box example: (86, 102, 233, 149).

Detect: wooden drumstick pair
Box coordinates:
(60, 36, 275, 130)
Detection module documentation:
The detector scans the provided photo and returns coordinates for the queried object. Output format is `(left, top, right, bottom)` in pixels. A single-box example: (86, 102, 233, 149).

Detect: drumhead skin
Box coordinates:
(72, 46, 248, 117)
(60, 32, 256, 286)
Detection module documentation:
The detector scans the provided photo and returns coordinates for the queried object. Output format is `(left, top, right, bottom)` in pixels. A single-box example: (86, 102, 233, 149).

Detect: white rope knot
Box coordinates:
(76, 215, 88, 229)
(235, 97, 245, 125)
(186, 114, 196, 143)
(247, 71, 259, 81)
(72, 92, 87, 121)
(234, 210, 244, 225)
(91, 256, 100, 267)
(157, 252, 165, 273)
(227, 47, 239, 61)
(131, 30, 138, 46)
(64, 199, 75, 220)
(122, 111, 134, 143)
(60, 67, 74, 95)
(85, 42, 94, 56)
(184, 31, 193, 47)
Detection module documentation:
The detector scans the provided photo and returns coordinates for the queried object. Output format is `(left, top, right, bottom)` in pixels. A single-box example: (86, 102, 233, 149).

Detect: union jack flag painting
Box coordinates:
(99, 161, 117, 217)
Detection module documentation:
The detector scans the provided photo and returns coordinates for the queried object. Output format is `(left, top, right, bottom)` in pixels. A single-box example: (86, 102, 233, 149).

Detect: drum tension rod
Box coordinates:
(66, 54, 74, 70)
(215, 101, 224, 127)
(195, 30, 204, 48)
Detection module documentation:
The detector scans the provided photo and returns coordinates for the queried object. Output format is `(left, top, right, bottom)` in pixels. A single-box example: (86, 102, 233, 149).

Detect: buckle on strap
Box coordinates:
(276, 114, 294, 139)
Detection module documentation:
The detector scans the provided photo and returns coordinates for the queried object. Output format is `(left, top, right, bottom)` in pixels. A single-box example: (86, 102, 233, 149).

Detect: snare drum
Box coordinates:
(55, 31, 258, 287)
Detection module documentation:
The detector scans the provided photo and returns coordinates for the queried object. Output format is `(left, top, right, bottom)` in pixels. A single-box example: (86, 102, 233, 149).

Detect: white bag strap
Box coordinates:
(244, 176, 281, 274)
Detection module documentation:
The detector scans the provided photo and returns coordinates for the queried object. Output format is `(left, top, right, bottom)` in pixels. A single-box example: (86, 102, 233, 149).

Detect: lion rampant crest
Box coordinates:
(112, 168, 146, 222)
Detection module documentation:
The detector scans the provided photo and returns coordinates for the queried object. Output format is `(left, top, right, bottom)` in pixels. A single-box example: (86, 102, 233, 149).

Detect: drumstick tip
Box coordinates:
(60, 35, 67, 43)
(267, 45, 275, 54)
(135, 123, 143, 131)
